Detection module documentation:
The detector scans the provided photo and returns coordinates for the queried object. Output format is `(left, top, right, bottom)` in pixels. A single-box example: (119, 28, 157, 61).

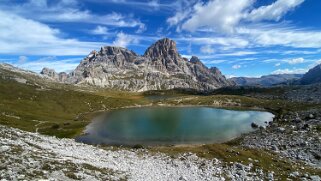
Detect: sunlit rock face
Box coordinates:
(41, 38, 234, 92)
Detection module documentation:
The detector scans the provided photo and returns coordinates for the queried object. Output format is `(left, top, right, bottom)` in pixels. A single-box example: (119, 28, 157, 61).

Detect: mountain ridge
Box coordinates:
(230, 74, 303, 87)
(41, 38, 234, 92)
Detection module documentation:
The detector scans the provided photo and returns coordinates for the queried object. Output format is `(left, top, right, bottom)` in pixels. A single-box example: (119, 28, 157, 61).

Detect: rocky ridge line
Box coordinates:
(41, 38, 234, 92)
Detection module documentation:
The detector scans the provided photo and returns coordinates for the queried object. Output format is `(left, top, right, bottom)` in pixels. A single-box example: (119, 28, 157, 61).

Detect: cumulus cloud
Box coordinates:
(181, 0, 253, 33)
(113, 32, 139, 48)
(275, 63, 281, 67)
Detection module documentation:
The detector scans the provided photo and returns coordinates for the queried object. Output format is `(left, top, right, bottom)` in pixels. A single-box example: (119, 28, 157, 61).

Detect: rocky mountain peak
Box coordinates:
(40, 38, 233, 91)
(40, 67, 68, 82)
(40, 67, 57, 78)
(210, 67, 221, 75)
(99, 46, 137, 56)
(300, 63, 321, 85)
(190, 56, 202, 64)
(144, 38, 180, 60)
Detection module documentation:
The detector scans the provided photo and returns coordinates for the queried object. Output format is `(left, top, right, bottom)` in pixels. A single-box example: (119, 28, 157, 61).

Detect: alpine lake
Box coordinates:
(76, 107, 274, 146)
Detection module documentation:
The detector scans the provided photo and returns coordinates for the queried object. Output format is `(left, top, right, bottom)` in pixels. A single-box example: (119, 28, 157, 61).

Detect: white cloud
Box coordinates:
(100, 0, 171, 11)
(18, 56, 28, 64)
(113, 32, 139, 48)
(0, 10, 105, 55)
(271, 68, 307, 74)
(91, 26, 108, 35)
(148, 0, 160, 10)
(247, 0, 305, 22)
(308, 59, 321, 68)
(238, 25, 321, 48)
(275, 63, 281, 67)
(286, 57, 304, 64)
(177, 36, 249, 49)
(200, 45, 215, 54)
(232, 64, 242, 69)
(208, 60, 227, 64)
(14, 56, 81, 73)
(226, 74, 237, 79)
(219, 51, 257, 56)
(167, 0, 198, 28)
(168, 0, 305, 35)
(0, 0, 146, 32)
(181, 0, 253, 33)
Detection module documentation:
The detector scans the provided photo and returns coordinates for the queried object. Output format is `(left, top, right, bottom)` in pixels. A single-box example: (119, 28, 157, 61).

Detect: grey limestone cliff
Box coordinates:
(41, 38, 234, 92)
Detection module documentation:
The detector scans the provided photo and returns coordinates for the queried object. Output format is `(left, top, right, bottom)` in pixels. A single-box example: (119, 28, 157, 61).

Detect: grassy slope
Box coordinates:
(0, 68, 147, 138)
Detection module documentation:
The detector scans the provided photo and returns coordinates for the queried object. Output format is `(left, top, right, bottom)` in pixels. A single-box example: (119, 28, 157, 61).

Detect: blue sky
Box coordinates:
(1, 0, 321, 77)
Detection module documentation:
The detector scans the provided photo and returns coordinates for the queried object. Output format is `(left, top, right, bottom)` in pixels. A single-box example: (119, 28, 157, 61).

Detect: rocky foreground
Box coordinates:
(243, 110, 321, 168)
(1, 124, 316, 181)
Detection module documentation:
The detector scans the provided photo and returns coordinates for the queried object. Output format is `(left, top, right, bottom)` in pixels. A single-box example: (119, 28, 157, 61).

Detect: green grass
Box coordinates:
(0, 76, 147, 138)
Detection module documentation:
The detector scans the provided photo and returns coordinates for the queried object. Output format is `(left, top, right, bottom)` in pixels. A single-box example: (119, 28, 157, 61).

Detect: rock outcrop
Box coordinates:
(40, 68, 69, 82)
(41, 38, 233, 92)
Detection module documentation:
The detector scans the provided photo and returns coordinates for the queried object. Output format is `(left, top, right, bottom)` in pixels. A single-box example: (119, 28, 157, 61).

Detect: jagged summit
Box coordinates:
(99, 46, 137, 56)
(144, 38, 180, 60)
(40, 38, 234, 92)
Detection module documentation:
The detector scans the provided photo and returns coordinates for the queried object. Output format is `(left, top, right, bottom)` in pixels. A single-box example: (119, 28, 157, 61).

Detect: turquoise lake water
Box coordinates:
(76, 107, 274, 146)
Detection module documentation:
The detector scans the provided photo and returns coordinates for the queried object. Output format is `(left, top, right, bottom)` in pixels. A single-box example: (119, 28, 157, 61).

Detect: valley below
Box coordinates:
(1, 63, 321, 180)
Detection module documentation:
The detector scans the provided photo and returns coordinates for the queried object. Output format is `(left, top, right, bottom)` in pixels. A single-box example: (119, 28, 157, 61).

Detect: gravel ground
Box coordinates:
(0, 125, 274, 181)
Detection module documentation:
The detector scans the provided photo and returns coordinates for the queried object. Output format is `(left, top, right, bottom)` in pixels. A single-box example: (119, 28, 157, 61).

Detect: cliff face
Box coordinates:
(300, 64, 321, 85)
(41, 38, 234, 92)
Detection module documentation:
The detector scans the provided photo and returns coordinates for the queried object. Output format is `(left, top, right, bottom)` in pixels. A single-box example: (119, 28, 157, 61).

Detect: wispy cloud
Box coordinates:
(0, 10, 105, 55)
(0, 0, 146, 32)
(91, 26, 109, 35)
(200, 45, 215, 54)
(271, 68, 308, 74)
(232, 64, 242, 69)
(286, 57, 305, 65)
(14, 56, 82, 73)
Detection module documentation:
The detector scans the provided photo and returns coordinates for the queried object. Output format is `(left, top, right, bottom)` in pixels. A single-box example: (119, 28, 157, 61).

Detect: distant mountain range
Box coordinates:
(40, 38, 234, 92)
(230, 74, 303, 87)
(230, 62, 321, 87)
